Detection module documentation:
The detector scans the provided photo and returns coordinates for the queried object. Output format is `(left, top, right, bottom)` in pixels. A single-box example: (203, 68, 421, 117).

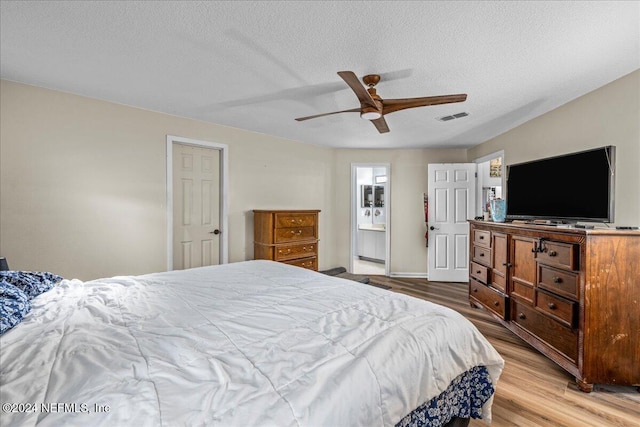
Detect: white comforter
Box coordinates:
(1, 260, 503, 427)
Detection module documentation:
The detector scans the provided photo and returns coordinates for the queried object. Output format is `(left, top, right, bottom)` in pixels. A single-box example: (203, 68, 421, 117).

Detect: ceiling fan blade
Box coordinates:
(337, 71, 378, 109)
(371, 116, 390, 134)
(295, 107, 361, 121)
(382, 94, 467, 115)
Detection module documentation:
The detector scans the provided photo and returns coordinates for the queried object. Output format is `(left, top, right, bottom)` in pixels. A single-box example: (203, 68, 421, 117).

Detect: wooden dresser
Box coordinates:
(468, 220, 640, 392)
(253, 210, 320, 271)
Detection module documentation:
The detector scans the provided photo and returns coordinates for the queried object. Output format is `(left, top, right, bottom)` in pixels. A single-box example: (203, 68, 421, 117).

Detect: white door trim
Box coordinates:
(166, 135, 229, 270)
(350, 163, 390, 276)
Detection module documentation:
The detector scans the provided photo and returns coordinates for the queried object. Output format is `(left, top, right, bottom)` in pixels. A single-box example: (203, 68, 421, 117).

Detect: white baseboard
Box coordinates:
(389, 272, 428, 279)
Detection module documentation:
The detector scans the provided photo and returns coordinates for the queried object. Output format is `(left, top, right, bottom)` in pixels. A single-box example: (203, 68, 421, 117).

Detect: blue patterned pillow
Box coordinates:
(1, 280, 32, 335)
(0, 271, 63, 299)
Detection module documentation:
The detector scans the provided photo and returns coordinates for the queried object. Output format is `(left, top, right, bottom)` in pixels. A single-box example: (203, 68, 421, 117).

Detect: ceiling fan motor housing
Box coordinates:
(361, 87, 383, 120)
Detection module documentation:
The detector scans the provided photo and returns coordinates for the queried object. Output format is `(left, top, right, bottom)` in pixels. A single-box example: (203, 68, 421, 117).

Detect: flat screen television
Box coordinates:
(506, 146, 615, 223)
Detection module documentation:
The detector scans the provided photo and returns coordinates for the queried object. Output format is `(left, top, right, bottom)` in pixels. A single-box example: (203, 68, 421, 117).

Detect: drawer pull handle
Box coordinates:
(518, 313, 526, 320)
(479, 236, 485, 240)
(552, 277, 562, 284)
(291, 230, 303, 235)
(479, 253, 485, 257)
(476, 270, 481, 274)
(278, 249, 292, 255)
(547, 302, 557, 310)
(493, 301, 500, 307)
(548, 250, 557, 257)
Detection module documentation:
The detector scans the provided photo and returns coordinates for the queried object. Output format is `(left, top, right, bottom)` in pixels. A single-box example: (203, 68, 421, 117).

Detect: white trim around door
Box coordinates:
(166, 135, 229, 271)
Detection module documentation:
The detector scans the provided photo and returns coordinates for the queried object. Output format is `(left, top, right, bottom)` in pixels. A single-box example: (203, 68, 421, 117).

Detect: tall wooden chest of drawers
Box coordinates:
(253, 210, 320, 271)
(468, 220, 640, 392)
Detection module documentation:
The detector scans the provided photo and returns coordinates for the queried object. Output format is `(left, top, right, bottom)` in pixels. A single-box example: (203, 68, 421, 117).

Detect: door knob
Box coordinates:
(210, 229, 221, 235)
(429, 226, 439, 230)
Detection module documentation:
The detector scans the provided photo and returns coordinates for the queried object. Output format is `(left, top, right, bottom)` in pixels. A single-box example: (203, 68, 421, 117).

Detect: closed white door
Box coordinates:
(173, 143, 220, 269)
(427, 163, 476, 282)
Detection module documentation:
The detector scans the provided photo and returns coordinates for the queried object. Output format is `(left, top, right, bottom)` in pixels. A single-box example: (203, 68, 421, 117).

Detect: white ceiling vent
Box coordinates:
(437, 112, 469, 122)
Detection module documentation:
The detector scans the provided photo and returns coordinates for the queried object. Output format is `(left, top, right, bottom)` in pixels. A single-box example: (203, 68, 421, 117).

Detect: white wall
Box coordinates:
(467, 70, 640, 226)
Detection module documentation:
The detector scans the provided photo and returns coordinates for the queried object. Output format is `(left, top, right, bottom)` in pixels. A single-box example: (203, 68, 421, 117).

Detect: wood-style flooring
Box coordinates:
(368, 276, 640, 427)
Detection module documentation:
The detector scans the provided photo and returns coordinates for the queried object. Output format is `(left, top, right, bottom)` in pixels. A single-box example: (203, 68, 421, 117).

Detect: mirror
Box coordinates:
(374, 185, 384, 207)
(361, 185, 373, 207)
(362, 185, 385, 207)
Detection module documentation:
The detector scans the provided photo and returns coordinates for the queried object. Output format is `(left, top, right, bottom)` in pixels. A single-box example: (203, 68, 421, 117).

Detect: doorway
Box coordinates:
(166, 135, 229, 271)
(474, 151, 505, 218)
(351, 164, 390, 276)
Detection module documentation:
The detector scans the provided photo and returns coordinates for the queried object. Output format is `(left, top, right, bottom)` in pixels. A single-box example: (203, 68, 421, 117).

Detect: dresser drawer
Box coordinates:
(470, 278, 508, 319)
(470, 261, 489, 284)
(274, 226, 317, 243)
(472, 245, 492, 267)
(538, 265, 578, 299)
(283, 256, 317, 271)
(274, 242, 317, 261)
(537, 241, 578, 270)
(275, 213, 316, 228)
(473, 229, 491, 248)
(512, 300, 577, 362)
(536, 289, 576, 328)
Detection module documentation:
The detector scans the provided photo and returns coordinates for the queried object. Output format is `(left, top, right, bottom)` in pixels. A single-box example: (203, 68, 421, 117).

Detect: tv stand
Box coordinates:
(468, 220, 640, 391)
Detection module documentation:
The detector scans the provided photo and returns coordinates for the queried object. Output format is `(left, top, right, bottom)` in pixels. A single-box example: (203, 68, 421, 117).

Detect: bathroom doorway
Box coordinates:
(351, 164, 390, 276)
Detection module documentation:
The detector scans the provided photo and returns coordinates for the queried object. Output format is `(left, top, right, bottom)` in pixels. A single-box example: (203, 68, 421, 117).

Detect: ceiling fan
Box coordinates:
(295, 71, 467, 134)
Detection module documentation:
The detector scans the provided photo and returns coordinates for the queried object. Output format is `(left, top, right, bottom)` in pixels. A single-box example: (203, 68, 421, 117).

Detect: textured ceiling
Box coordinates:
(1, 1, 639, 149)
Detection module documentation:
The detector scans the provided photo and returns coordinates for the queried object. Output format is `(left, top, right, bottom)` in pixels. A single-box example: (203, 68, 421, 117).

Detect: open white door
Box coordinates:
(427, 163, 476, 282)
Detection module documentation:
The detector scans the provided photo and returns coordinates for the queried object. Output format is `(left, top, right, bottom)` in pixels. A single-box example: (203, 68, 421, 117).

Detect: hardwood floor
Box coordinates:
(368, 276, 640, 427)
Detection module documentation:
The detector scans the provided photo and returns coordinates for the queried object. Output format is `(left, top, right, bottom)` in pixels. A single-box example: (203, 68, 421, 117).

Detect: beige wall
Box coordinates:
(3, 70, 637, 280)
(0, 80, 336, 279)
(467, 69, 640, 226)
(332, 148, 468, 275)
(1, 80, 462, 279)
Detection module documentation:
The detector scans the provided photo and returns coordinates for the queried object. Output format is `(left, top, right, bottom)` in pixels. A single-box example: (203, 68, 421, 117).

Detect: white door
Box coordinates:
(173, 143, 221, 269)
(427, 163, 477, 282)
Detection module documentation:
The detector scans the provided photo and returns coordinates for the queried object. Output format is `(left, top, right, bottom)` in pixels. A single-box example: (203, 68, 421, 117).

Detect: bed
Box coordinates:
(0, 260, 504, 426)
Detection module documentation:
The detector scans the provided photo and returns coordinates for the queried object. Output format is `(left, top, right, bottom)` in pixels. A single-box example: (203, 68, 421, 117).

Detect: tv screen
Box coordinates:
(506, 146, 615, 222)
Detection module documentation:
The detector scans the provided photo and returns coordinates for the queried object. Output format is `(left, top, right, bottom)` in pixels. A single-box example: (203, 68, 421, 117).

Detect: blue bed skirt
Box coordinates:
(396, 365, 495, 427)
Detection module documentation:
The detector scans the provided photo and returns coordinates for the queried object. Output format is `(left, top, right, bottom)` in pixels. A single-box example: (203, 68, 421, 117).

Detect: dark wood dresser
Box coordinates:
(253, 210, 320, 271)
(468, 220, 640, 392)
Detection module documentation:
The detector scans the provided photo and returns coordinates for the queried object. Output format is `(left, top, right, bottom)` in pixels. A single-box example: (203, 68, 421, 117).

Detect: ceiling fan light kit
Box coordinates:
(295, 71, 467, 134)
(361, 108, 382, 120)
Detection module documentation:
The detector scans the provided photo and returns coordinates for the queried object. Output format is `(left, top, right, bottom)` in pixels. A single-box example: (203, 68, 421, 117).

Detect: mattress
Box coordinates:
(0, 260, 503, 426)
